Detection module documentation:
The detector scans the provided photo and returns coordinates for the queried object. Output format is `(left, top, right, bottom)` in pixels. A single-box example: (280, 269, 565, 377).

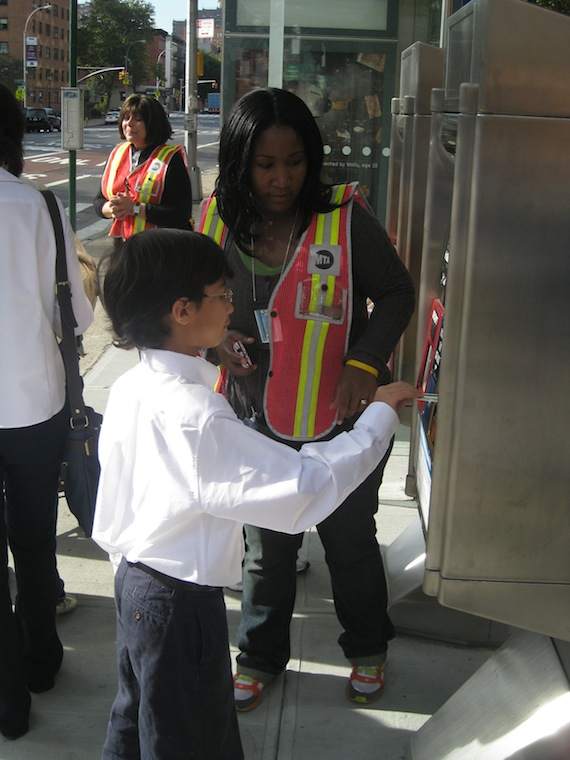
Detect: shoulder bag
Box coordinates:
(42, 189, 102, 537)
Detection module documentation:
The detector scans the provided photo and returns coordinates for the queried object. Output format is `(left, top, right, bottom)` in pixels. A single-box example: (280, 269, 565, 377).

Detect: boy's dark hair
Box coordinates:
(118, 94, 173, 146)
(215, 87, 336, 251)
(0, 84, 25, 177)
(103, 229, 232, 350)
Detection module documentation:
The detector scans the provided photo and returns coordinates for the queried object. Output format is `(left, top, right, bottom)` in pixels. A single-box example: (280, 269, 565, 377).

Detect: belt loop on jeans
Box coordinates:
(128, 561, 220, 593)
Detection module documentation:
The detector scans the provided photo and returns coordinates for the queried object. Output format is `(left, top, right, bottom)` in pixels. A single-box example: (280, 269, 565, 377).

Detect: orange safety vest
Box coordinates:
(101, 142, 186, 239)
(199, 183, 361, 440)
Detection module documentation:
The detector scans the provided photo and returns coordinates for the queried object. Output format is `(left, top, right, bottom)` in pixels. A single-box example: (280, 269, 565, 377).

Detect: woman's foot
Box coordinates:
(0, 692, 31, 740)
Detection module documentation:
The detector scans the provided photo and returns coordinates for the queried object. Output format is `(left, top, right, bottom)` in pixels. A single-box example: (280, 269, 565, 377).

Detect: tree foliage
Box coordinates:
(0, 55, 23, 93)
(78, 0, 155, 106)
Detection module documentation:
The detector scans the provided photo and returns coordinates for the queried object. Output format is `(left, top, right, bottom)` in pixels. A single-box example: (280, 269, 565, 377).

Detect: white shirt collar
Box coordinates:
(0, 167, 20, 183)
(141, 348, 218, 388)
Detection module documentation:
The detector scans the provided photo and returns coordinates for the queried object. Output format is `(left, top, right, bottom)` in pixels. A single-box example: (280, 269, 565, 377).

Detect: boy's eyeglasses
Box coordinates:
(203, 288, 233, 304)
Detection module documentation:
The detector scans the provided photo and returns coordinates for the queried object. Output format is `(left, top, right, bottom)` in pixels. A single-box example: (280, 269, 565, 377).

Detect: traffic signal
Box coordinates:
(196, 51, 204, 77)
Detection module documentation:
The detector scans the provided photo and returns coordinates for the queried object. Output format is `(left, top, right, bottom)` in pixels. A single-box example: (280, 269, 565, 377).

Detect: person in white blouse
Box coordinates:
(0, 84, 93, 741)
(93, 227, 417, 760)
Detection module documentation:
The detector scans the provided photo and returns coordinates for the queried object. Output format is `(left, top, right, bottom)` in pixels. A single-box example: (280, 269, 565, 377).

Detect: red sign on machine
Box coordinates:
(417, 298, 445, 394)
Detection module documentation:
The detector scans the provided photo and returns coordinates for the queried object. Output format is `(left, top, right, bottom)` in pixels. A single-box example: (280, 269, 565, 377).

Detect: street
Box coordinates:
(22, 112, 220, 247)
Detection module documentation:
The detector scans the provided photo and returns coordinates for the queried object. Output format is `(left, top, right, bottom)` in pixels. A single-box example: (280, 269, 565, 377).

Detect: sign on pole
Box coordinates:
(61, 88, 84, 151)
(197, 18, 214, 38)
(26, 37, 39, 68)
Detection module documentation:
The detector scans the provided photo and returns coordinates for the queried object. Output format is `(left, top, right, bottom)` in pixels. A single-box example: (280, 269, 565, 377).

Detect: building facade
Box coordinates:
(0, 0, 70, 109)
(221, 0, 442, 220)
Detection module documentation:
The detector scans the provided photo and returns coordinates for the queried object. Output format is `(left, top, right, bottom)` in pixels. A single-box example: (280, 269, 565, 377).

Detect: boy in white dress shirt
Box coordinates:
(93, 228, 416, 760)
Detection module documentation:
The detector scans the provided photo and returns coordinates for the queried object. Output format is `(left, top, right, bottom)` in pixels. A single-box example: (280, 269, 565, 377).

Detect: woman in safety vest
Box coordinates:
(94, 94, 192, 246)
(197, 87, 415, 711)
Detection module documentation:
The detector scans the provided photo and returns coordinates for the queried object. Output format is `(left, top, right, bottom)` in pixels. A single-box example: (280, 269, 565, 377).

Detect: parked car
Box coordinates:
(25, 107, 52, 133)
(44, 107, 61, 131)
(104, 109, 120, 125)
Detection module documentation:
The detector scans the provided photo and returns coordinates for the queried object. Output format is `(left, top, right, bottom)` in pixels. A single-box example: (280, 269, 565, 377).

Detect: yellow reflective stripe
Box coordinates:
(202, 196, 218, 235)
(105, 142, 130, 199)
(292, 186, 349, 437)
(314, 211, 325, 245)
(131, 146, 178, 234)
(294, 319, 316, 437)
(213, 216, 225, 245)
(138, 145, 173, 204)
(306, 322, 330, 437)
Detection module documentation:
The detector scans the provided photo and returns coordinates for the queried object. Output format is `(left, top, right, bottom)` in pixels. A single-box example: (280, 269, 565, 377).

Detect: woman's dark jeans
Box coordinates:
(0, 406, 67, 722)
(237, 438, 395, 677)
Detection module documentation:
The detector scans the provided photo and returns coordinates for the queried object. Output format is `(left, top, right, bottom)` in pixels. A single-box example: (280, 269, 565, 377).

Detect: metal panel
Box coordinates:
(424, 94, 570, 639)
(406, 88, 457, 503)
(422, 85, 479, 594)
(385, 97, 402, 245)
(445, 0, 570, 117)
(399, 41, 444, 115)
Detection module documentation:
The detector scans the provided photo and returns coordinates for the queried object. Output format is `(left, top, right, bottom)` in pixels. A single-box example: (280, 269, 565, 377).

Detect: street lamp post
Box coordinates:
(124, 39, 146, 90)
(23, 4, 52, 109)
(156, 49, 166, 90)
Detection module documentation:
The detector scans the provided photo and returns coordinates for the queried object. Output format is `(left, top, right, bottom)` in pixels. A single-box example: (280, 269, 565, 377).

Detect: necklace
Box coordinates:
(251, 209, 299, 305)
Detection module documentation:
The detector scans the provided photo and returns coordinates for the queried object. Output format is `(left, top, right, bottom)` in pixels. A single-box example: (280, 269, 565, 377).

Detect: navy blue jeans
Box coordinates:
(237, 439, 395, 677)
(103, 559, 243, 760)
(0, 406, 66, 721)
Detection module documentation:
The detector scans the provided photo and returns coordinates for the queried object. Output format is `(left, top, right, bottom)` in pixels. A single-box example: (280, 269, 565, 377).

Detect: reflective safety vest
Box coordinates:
(198, 183, 361, 441)
(101, 142, 185, 239)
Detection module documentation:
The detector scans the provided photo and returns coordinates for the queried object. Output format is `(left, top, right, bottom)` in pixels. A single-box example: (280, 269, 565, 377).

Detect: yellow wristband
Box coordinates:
(345, 359, 379, 378)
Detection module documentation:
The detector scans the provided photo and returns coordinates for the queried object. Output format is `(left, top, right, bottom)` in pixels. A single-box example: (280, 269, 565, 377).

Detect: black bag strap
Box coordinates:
(41, 190, 88, 428)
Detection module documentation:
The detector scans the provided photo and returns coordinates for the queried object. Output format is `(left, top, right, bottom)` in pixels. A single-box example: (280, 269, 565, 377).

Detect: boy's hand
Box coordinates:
(373, 382, 420, 411)
(217, 330, 257, 376)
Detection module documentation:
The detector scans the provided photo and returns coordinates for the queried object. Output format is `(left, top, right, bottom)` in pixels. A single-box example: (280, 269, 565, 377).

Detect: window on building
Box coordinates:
(53, 48, 58, 60)
(45, 23, 51, 35)
(53, 4, 58, 17)
(54, 69, 59, 81)
(39, 22, 42, 33)
(0, 41, 8, 54)
(45, 46, 51, 59)
(0, 18, 8, 31)
(0, 0, 8, 6)
(38, 44, 42, 57)
(38, 69, 43, 80)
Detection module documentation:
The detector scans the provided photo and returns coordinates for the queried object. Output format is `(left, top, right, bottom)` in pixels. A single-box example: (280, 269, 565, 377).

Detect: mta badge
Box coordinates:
(308, 244, 341, 277)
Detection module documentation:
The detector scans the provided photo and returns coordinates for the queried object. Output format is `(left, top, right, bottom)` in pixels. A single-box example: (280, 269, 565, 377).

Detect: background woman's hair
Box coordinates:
(103, 229, 232, 350)
(215, 87, 336, 251)
(118, 94, 173, 146)
(0, 84, 25, 177)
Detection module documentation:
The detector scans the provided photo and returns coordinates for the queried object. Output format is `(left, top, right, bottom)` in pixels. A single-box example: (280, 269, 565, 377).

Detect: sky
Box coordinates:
(153, 1, 219, 34)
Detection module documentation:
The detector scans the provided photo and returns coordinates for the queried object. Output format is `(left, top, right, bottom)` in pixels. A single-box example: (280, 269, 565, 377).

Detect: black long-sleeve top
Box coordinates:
(93, 143, 192, 229)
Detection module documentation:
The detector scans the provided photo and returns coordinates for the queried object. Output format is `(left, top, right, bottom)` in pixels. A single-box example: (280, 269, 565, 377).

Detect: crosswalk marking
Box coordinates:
(45, 174, 92, 187)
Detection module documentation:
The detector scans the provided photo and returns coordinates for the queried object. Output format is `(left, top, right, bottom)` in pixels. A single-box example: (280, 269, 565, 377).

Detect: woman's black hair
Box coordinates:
(215, 87, 336, 251)
(0, 84, 25, 177)
(103, 229, 232, 350)
(118, 94, 173, 146)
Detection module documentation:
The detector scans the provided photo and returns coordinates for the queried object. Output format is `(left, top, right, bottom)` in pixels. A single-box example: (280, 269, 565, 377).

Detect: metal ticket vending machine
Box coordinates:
(409, 0, 570, 757)
(386, 43, 443, 384)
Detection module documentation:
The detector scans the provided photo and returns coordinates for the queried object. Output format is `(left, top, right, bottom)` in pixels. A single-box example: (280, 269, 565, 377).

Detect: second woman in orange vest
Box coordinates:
(198, 88, 415, 711)
(94, 94, 192, 246)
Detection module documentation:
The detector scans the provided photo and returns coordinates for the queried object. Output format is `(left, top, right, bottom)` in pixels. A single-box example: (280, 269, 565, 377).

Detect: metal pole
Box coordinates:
(185, 0, 202, 202)
(23, 5, 52, 109)
(69, 0, 77, 231)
